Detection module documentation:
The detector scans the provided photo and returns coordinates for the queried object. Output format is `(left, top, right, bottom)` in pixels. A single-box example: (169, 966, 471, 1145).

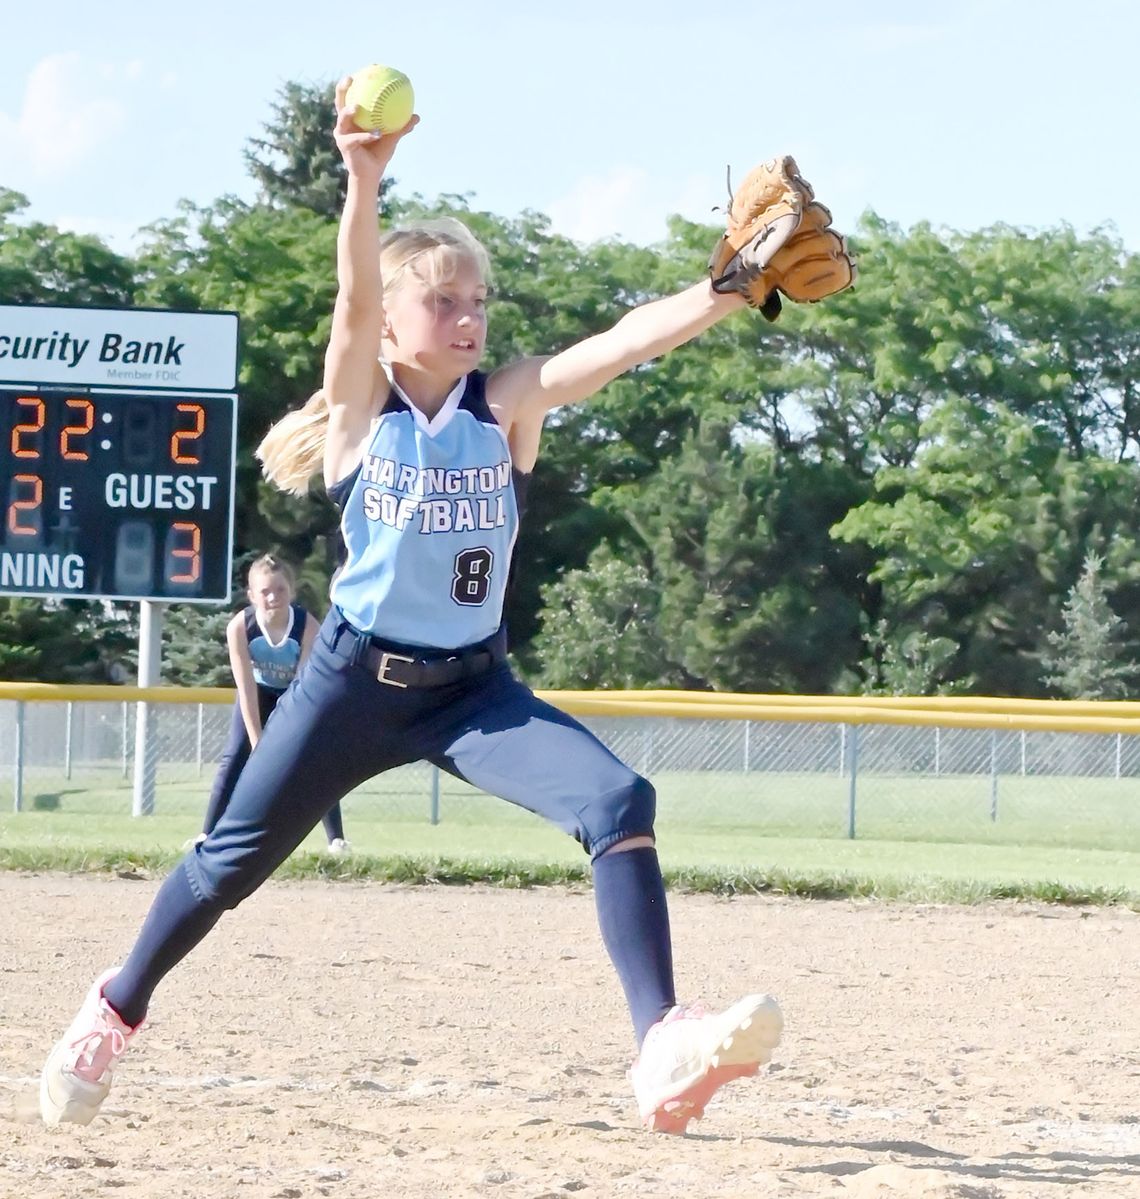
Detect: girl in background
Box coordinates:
(198, 554, 349, 854)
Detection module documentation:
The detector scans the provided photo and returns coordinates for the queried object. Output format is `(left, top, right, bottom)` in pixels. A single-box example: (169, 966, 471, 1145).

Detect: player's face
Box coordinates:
(247, 570, 292, 614)
(384, 257, 488, 374)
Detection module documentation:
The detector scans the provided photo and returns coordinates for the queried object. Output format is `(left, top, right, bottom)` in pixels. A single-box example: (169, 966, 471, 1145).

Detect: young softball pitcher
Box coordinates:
(197, 554, 350, 854)
(40, 72, 852, 1135)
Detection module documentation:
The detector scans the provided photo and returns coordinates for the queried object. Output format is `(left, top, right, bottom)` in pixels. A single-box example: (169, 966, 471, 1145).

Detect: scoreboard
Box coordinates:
(1, 387, 235, 600)
(0, 304, 238, 603)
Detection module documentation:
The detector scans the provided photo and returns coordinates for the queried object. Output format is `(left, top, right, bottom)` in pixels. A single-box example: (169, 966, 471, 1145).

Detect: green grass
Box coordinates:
(2, 766, 1139, 907)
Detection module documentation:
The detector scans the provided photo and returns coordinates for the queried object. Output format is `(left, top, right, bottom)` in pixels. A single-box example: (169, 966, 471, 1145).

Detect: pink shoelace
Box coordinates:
(66, 1007, 130, 1083)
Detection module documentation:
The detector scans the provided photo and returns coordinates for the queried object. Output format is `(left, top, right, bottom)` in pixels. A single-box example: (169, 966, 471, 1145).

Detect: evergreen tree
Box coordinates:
(243, 80, 395, 218)
(1041, 552, 1138, 698)
(159, 604, 234, 687)
(0, 600, 134, 682)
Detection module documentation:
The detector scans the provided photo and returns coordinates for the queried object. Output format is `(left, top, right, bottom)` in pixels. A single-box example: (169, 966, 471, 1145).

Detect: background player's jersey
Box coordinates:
(328, 370, 521, 649)
(244, 602, 306, 692)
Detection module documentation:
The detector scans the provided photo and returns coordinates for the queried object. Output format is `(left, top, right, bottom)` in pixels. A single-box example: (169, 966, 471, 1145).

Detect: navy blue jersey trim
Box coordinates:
(327, 465, 360, 510)
(459, 370, 497, 425)
(512, 468, 531, 521)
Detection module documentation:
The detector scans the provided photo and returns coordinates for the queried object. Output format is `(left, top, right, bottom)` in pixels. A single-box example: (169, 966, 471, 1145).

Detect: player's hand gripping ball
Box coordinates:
(345, 65, 415, 134)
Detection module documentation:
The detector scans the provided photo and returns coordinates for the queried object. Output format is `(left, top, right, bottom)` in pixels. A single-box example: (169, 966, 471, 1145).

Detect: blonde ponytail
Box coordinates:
(255, 390, 329, 496)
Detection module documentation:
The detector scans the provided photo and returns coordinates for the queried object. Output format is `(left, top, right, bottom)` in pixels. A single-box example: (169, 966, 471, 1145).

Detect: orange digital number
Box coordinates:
(170, 403, 205, 465)
(60, 398, 95, 460)
(169, 521, 201, 583)
(11, 396, 45, 458)
(7, 473, 43, 536)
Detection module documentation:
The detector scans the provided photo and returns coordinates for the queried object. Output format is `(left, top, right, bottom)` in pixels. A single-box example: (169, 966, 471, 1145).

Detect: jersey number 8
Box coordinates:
(452, 547, 493, 606)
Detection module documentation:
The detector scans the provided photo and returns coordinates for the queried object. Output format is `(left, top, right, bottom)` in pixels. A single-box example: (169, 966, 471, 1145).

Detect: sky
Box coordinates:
(1, 0, 1139, 256)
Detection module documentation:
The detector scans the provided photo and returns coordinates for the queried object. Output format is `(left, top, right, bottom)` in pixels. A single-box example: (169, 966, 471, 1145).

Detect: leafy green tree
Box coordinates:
(834, 397, 1140, 695)
(13, 103, 1140, 698)
(771, 213, 974, 473)
(0, 188, 135, 305)
(856, 620, 974, 696)
(533, 417, 869, 691)
(754, 216, 1140, 478)
(1040, 552, 1138, 698)
(531, 546, 684, 688)
(959, 223, 1140, 462)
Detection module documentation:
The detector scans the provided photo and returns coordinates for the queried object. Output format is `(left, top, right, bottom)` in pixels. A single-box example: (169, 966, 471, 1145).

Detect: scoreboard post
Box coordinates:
(1, 302, 239, 815)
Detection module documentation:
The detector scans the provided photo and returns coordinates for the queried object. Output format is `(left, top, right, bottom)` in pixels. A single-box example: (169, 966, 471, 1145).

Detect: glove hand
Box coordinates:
(709, 156, 856, 321)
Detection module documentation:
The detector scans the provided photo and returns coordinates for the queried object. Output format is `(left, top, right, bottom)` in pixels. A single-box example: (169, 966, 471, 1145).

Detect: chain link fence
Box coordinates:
(3, 699, 1139, 850)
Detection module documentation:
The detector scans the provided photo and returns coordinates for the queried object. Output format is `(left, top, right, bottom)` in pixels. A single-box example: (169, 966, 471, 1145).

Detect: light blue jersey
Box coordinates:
(328, 370, 524, 649)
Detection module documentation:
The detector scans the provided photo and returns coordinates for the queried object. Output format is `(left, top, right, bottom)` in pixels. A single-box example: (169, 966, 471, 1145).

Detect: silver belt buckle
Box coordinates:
(376, 651, 414, 687)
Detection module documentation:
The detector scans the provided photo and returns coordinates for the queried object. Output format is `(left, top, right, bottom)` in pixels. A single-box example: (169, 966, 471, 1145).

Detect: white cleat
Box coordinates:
(40, 969, 141, 1126)
(631, 993, 783, 1134)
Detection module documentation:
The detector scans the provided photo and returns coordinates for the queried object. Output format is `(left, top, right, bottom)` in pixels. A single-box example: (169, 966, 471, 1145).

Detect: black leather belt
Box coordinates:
(331, 620, 507, 689)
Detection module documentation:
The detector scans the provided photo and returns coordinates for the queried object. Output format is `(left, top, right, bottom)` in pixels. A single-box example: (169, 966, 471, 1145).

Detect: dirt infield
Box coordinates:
(2, 874, 1139, 1199)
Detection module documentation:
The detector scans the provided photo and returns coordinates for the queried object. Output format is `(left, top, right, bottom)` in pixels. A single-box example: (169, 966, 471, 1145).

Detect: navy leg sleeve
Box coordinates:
(102, 862, 222, 1027)
(593, 846, 676, 1045)
(430, 668, 671, 1042)
(321, 803, 346, 843)
(99, 629, 415, 1018)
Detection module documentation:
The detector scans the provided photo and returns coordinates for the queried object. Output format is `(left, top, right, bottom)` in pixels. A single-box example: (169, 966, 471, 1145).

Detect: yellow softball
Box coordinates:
(345, 65, 415, 134)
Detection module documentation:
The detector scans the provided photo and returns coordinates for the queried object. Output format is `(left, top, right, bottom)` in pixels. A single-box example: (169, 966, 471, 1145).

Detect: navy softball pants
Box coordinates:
(104, 611, 674, 1041)
(186, 611, 656, 909)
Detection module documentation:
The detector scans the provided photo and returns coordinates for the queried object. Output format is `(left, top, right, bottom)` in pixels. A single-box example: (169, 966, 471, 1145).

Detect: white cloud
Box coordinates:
(0, 53, 128, 177)
(547, 166, 724, 246)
